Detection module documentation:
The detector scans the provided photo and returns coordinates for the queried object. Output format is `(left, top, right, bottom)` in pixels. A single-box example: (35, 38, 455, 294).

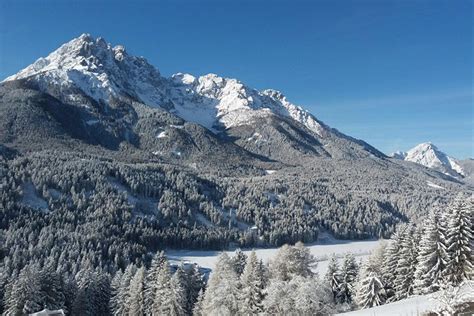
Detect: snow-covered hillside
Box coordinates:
(3, 34, 328, 137)
(390, 142, 465, 177)
(337, 281, 474, 316)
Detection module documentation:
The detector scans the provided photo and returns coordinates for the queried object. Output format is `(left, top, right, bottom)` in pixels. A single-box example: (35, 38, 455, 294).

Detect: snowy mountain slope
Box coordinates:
(390, 142, 465, 178)
(2, 34, 383, 160)
(3, 34, 167, 109)
(3, 34, 326, 134)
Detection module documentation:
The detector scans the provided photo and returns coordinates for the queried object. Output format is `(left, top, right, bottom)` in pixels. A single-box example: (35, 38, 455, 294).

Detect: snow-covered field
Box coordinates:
(337, 281, 474, 316)
(167, 235, 383, 276)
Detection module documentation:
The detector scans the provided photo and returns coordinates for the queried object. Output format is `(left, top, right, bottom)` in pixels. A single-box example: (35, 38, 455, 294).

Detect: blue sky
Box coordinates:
(1, 0, 472, 158)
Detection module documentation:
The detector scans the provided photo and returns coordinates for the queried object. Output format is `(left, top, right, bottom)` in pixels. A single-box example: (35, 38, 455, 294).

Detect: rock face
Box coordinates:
(390, 143, 465, 178)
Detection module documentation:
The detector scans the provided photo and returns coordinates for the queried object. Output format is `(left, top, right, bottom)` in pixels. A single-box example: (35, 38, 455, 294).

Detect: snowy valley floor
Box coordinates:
(166, 235, 384, 276)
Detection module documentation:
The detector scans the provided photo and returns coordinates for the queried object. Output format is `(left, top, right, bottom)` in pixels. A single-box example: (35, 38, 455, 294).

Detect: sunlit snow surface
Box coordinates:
(336, 281, 474, 316)
(167, 236, 383, 276)
(397, 142, 465, 177)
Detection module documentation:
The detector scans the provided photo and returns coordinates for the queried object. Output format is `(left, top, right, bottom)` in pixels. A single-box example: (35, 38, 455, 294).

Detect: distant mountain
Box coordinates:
(1, 34, 471, 252)
(390, 142, 465, 178)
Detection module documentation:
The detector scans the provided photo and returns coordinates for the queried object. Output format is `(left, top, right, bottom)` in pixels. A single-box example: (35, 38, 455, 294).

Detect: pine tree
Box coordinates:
(112, 264, 136, 316)
(239, 251, 264, 315)
(394, 226, 417, 300)
(192, 289, 205, 316)
(4, 264, 43, 315)
(338, 253, 358, 305)
(127, 267, 146, 315)
(202, 252, 240, 315)
(169, 266, 187, 316)
(151, 261, 173, 315)
(109, 270, 123, 315)
(414, 208, 448, 294)
(186, 264, 204, 314)
(145, 251, 166, 314)
(444, 194, 473, 286)
(324, 254, 341, 303)
(355, 271, 385, 309)
(71, 269, 111, 316)
(355, 246, 386, 309)
(382, 225, 406, 302)
(232, 249, 248, 276)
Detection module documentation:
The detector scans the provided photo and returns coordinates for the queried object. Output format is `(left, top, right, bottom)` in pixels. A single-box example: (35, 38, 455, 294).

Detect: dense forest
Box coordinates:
(0, 193, 471, 315)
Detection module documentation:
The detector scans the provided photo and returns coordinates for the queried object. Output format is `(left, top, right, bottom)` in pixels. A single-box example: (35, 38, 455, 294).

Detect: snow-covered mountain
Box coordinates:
(3, 34, 328, 137)
(390, 142, 465, 177)
(0, 33, 470, 250)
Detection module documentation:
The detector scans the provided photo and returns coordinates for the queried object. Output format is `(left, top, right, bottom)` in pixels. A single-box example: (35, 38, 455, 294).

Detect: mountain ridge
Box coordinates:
(2, 33, 384, 161)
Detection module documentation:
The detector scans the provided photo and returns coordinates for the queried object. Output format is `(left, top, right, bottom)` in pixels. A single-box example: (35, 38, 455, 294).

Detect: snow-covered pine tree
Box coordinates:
(145, 251, 166, 314)
(3, 263, 42, 315)
(232, 249, 248, 276)
(382, 224, 407, 302)
(151, 260, 173, 315)
(127, 267, 146, 315)
(71, 268, 111, 316)
(112, 264, 136, 316)
(169, 266, 187, 316)
(202, 252, 240, 315)
(444, 194, 473, 285)
(38, 264, 65, 312)
(338, 253, 359, 305)
(413, 208, 448, 294)
(239, 251, 264, 315)
(109, 269, 123, 315)
(192, 288, 205, 316)
(394, 225, 417, 300)
(355, 271, 385, 309)
(256, 259, 269, 290)
(355, 246, 386, 309)
(324, 254, 341, 303)
(186, 263, 204, 314)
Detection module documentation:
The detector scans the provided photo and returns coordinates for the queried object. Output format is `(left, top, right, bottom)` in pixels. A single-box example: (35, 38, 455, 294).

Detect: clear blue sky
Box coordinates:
(1, 0, 472, 158)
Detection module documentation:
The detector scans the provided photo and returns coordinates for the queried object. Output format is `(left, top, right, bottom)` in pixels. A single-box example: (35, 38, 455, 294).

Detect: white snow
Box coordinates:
(3, 34, 332, 140)
(166, 237, 382, 276)
(426, 181, 445, 190)
(85, 119, 100, 125)
(401, 142, 464, 177)
(447, 156, 465, 175)
(156, 131, 167, 138)
(20, 182, 48, 211)
(265, 170, 277, 175)
(336, 281, 474, 316)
